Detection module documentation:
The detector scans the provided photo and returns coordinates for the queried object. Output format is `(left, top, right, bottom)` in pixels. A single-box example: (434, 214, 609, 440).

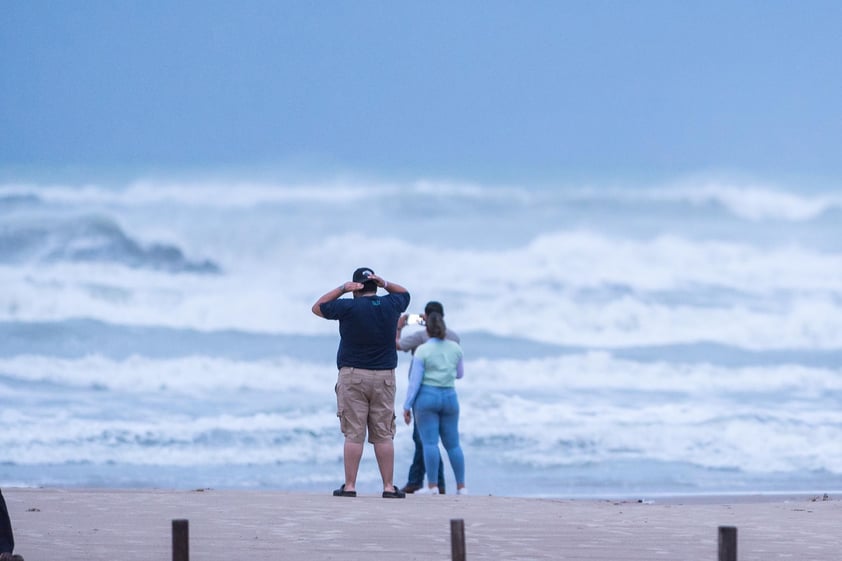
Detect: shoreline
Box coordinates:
(4, 487, 839, 560)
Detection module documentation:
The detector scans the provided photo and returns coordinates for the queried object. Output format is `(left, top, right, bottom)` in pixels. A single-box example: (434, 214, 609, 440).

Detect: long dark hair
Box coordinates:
(425, 311, 447, 339)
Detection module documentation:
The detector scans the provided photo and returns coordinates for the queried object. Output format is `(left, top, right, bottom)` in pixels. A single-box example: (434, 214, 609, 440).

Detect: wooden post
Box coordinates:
(172, 519, 189, 561)
(718, 525, 737, 561)
(450, 518, 466, 561)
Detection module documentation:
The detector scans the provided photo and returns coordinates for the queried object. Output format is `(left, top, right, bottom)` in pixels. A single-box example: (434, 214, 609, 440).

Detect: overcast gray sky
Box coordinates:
(2, 1, 841, 183)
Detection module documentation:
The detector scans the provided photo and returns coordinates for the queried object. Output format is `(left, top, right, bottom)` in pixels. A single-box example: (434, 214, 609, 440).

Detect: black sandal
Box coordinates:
(382, 487, 406, 499)
(332, 484, 356, 497)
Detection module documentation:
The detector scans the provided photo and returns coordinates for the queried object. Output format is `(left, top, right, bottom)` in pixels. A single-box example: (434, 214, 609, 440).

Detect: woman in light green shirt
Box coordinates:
(402, 312, 467, 495)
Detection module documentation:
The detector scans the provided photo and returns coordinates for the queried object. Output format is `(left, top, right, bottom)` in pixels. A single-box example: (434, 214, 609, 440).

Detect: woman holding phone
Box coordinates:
(401, 311, 467, 495)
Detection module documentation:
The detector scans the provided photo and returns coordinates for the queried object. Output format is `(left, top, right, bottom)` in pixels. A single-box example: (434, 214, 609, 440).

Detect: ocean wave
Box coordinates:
(463, 352, 842, 395)
(2, 227, 842, 350)
(2, 176, 840, 353)
(0, 319, 341, 361)
(460, 397, 842, 474)
(0, 413, 343, 466)
(0, 354, 335, 393)
(2, 177, 840, 222)
(0, 213, 220, 273)
(4, 320, 842, 372)
(2, 352, 840, 475)
(0, 180, 394, 208)
(0, 193, 40, 209)
(662, 182, 841, 221)
(4, 350, 838, 401)
(3, 173, 840, 493)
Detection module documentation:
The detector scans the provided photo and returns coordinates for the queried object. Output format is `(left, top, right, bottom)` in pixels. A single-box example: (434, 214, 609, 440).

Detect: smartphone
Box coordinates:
(406, 314, 425, 326)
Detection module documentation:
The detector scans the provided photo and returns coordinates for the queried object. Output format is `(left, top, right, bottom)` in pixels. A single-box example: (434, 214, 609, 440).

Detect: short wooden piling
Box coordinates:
(450, 518, 466, 561)
(172, 519, 189, 561)
(718, 525, 737, 561)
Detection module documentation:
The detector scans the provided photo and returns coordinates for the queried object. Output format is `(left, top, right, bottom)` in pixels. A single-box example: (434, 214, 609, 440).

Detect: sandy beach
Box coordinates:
(4, 487, 838, 560)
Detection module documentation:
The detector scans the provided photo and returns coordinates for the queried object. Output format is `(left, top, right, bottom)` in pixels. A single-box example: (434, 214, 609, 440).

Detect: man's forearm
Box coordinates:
(311, 284, 348, 317)
(383, 280, 408, 294)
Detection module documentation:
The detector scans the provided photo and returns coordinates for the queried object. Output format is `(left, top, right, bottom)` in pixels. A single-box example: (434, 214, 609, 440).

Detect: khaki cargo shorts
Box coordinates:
(335, 367, 397, 444)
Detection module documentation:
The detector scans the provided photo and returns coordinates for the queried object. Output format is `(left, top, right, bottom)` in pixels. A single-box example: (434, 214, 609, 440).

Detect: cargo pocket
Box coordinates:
(383, 376, 396, 401)
(337, 371, 365, 439)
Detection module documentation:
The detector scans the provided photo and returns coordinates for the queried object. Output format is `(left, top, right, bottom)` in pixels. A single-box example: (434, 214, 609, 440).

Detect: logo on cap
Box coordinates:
(353, 267, 376, 283)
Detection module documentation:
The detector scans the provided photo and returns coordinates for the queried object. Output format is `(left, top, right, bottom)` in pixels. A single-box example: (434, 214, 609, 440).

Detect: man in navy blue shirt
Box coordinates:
(312, 267, 410, 498)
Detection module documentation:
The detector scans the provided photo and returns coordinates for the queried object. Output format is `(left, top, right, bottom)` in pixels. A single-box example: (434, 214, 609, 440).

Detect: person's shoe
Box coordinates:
(382, 487, 406, 499)
(456, 487, 469, 495)
(332, 484, 356, 497)
(438, 486, 446, 495)
(414, 486, 440, 495)
(400, 483, 421, 494)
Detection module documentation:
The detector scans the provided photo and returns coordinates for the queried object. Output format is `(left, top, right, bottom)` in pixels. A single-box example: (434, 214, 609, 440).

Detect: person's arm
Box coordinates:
(367, 273, 408, 295)
(456, 357, 464, 379)
(395, 314, 409, 349)
(402, 358, 425, 424)
(311, 281, 362, 318)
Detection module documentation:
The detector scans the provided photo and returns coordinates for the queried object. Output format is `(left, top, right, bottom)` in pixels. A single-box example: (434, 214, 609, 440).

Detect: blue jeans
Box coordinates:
(413, 385, 465, 487)
(406, 420, 446, 489)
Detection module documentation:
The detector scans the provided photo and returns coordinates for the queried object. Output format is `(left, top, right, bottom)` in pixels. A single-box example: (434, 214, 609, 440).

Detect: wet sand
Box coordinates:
(5, 487, 839, 560)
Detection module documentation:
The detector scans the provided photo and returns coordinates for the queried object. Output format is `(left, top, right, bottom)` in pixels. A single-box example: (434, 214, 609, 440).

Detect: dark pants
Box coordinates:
(0, 489, 14, 554)
(406, 419, 446, 490)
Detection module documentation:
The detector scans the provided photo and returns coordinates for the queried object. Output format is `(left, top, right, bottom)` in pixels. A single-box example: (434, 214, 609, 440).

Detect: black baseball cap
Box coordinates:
(352, 267, 375, 283)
